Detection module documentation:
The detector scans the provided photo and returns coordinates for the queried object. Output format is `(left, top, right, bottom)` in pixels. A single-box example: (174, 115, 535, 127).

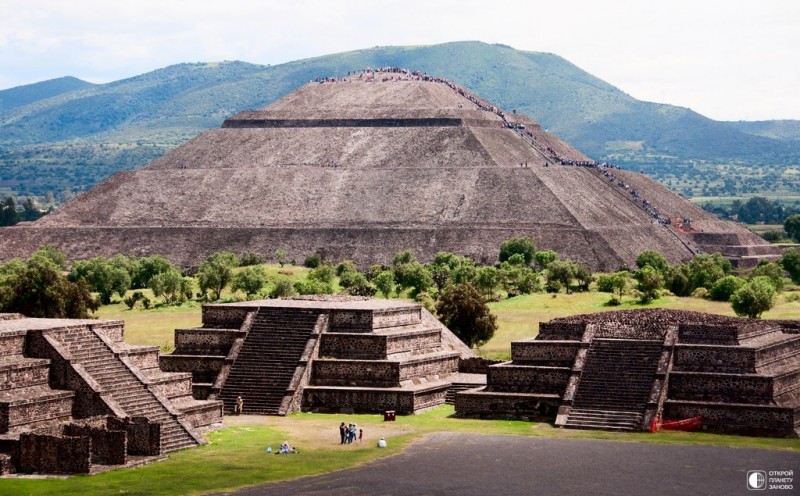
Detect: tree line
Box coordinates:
(2, 241, 799, 347)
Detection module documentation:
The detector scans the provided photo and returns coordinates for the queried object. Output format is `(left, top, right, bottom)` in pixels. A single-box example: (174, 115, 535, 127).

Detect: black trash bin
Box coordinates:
(384, 410, 396, 421)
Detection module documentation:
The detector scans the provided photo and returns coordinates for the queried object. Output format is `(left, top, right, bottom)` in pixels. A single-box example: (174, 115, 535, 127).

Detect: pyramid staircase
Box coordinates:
(564, 339, 663, 431)
(51, 327, 198, 453)
(218, 308, 320, 415)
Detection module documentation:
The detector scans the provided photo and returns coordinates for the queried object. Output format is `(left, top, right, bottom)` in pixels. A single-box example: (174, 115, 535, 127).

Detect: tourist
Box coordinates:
(358, 428, 363, 445)
(377, 437, 387, 448)
(339, 422, 347, 444)
(234, 395, 243, 415)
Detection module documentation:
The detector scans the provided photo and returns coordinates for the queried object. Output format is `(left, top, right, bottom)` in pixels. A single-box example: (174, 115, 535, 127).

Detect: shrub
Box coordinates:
(304, 253, 321, 268)
(435, 283, 497, 348)
(499, 237, 537, 265)
(709, 275, 746, 301)
(239, 252, 264, 267)
(731, 276, 776, 318)
(269, 278, 296, 299)
(750, 262, 787, 292)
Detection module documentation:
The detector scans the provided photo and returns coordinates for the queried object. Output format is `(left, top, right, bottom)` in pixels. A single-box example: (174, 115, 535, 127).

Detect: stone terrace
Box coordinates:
(0, 314, 222, 475)
(456, 309, 800, 437)
(161, 297, 475, 415)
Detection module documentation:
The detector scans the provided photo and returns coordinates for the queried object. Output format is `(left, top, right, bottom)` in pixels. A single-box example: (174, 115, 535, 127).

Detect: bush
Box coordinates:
(636, 250, 669, 276)
(294, 279, 334, 295)
(124, 291, 145, 309)
(782, 249, 800, 284)
(231, 266, 269, 297)
(374, 271, 396, 298)
(731, 276, 776, 318)
(239, 252, 264, 267)
(308, 264, 336, 284)
(761, 230, 784, 242)
(269, 278, 296, 299)
(435, 283, 497, 348)
(499, 237, 537, 265)
(709, 275, 746, 301)
(304, 253, 322, 268)
(534, 250, 558, 270)
(635, 266, 664, 303)
(750, 262, 787, 292)
(691, 287, 709, 299)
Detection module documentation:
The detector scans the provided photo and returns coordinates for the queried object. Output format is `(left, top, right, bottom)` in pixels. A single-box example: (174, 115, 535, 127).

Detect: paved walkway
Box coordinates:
(223, 433, 799, 496)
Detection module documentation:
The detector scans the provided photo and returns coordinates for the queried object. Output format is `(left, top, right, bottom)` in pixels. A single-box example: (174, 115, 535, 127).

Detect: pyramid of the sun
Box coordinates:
(0, 70, 780, 269)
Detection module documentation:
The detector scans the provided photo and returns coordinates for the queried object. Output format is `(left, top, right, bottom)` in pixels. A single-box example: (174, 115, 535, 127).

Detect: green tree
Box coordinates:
(231, 266, 269, 297)
(0, 248, 97, 318)
(499, 237, 537, 265)
(308, 264, 336, 284)
(393, 258, 434, 298)
(750, 262, 787, 292)
(150, 268, 190, 304)
(269, 278, 296, 299)
(785, 215, 800, 242)
(132, 255, 175, 288)
(731, 276, 776, 318)
(435, 283, 498, 348)
(573, 264, 593, 292)
(687, 253, 731, 291)
(275, 249, 288, 267)
(546, 260, 577, 293)
(473, 266, 501, 299)
(36, 244, 68, 270)
(238, 251, 264, 267)
(68, 257, 131, 304)
(344, 273, 377, 297)
(534, 250, 558, 270)
(709, 275, 746, 301)
(782, 249, 800, 284)
(635, 265, 664, 303)
(335, 261, 358, 277)
(197, 251, 238, 300)
(636, 250, 670, 277)
(0, 197, 20, 226)
(374, 271, 396, 298)
(666, 264, 692, 296)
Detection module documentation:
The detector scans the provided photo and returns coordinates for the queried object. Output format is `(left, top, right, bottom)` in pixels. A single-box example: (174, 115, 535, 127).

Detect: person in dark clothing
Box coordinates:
(339, 422, 347, 445)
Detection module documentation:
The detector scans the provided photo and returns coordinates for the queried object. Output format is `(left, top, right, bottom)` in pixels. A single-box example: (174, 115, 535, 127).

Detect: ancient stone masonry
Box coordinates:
(0, 314, 222, 475)
(0, 69, 780, 270)
(456, 309, 800, 437)
(160, 297, 477, 415)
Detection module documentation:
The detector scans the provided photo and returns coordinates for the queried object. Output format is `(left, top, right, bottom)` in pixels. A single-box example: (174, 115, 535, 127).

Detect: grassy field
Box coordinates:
(3, 405, 798, 495)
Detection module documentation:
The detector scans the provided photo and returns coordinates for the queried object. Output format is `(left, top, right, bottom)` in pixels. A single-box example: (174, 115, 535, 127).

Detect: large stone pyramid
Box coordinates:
(0, 69, 780, 269)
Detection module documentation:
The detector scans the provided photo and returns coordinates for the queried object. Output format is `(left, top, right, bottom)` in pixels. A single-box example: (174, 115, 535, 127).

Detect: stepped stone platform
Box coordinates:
(455, 309, 800, 437)
(0, 314, 222, 475)
(160, 297, 475, 416)
(0, 69, 780, 270)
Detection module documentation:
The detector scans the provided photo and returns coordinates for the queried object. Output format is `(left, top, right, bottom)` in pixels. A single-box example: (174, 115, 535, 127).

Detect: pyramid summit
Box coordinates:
(0, 68, 780, 269)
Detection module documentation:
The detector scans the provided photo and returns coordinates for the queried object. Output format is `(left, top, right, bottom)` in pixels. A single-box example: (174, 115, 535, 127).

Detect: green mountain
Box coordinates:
(1, 41, 798, 200)
(727, 120, 800, 142)
(0, 76, 95, 112)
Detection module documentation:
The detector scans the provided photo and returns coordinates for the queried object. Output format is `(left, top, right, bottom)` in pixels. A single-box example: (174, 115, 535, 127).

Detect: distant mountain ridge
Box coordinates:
(0, 41, 797, 199)
(0, 76, 95, 112)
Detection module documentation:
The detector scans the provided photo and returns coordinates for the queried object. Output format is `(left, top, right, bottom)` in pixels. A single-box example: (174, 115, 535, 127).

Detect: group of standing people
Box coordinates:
(339, 422, 362, 445)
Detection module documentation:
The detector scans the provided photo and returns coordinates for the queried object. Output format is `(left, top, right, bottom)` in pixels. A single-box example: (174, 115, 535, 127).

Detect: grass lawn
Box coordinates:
(483, 291, 800, 359)
(3, 405, 798, 495)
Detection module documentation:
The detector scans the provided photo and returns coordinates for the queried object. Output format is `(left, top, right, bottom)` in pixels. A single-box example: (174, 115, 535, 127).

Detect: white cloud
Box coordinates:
(0, 0, 798, 120)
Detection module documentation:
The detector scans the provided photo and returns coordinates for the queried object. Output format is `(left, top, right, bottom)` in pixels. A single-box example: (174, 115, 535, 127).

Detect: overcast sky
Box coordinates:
(1, 0, 797, 121)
